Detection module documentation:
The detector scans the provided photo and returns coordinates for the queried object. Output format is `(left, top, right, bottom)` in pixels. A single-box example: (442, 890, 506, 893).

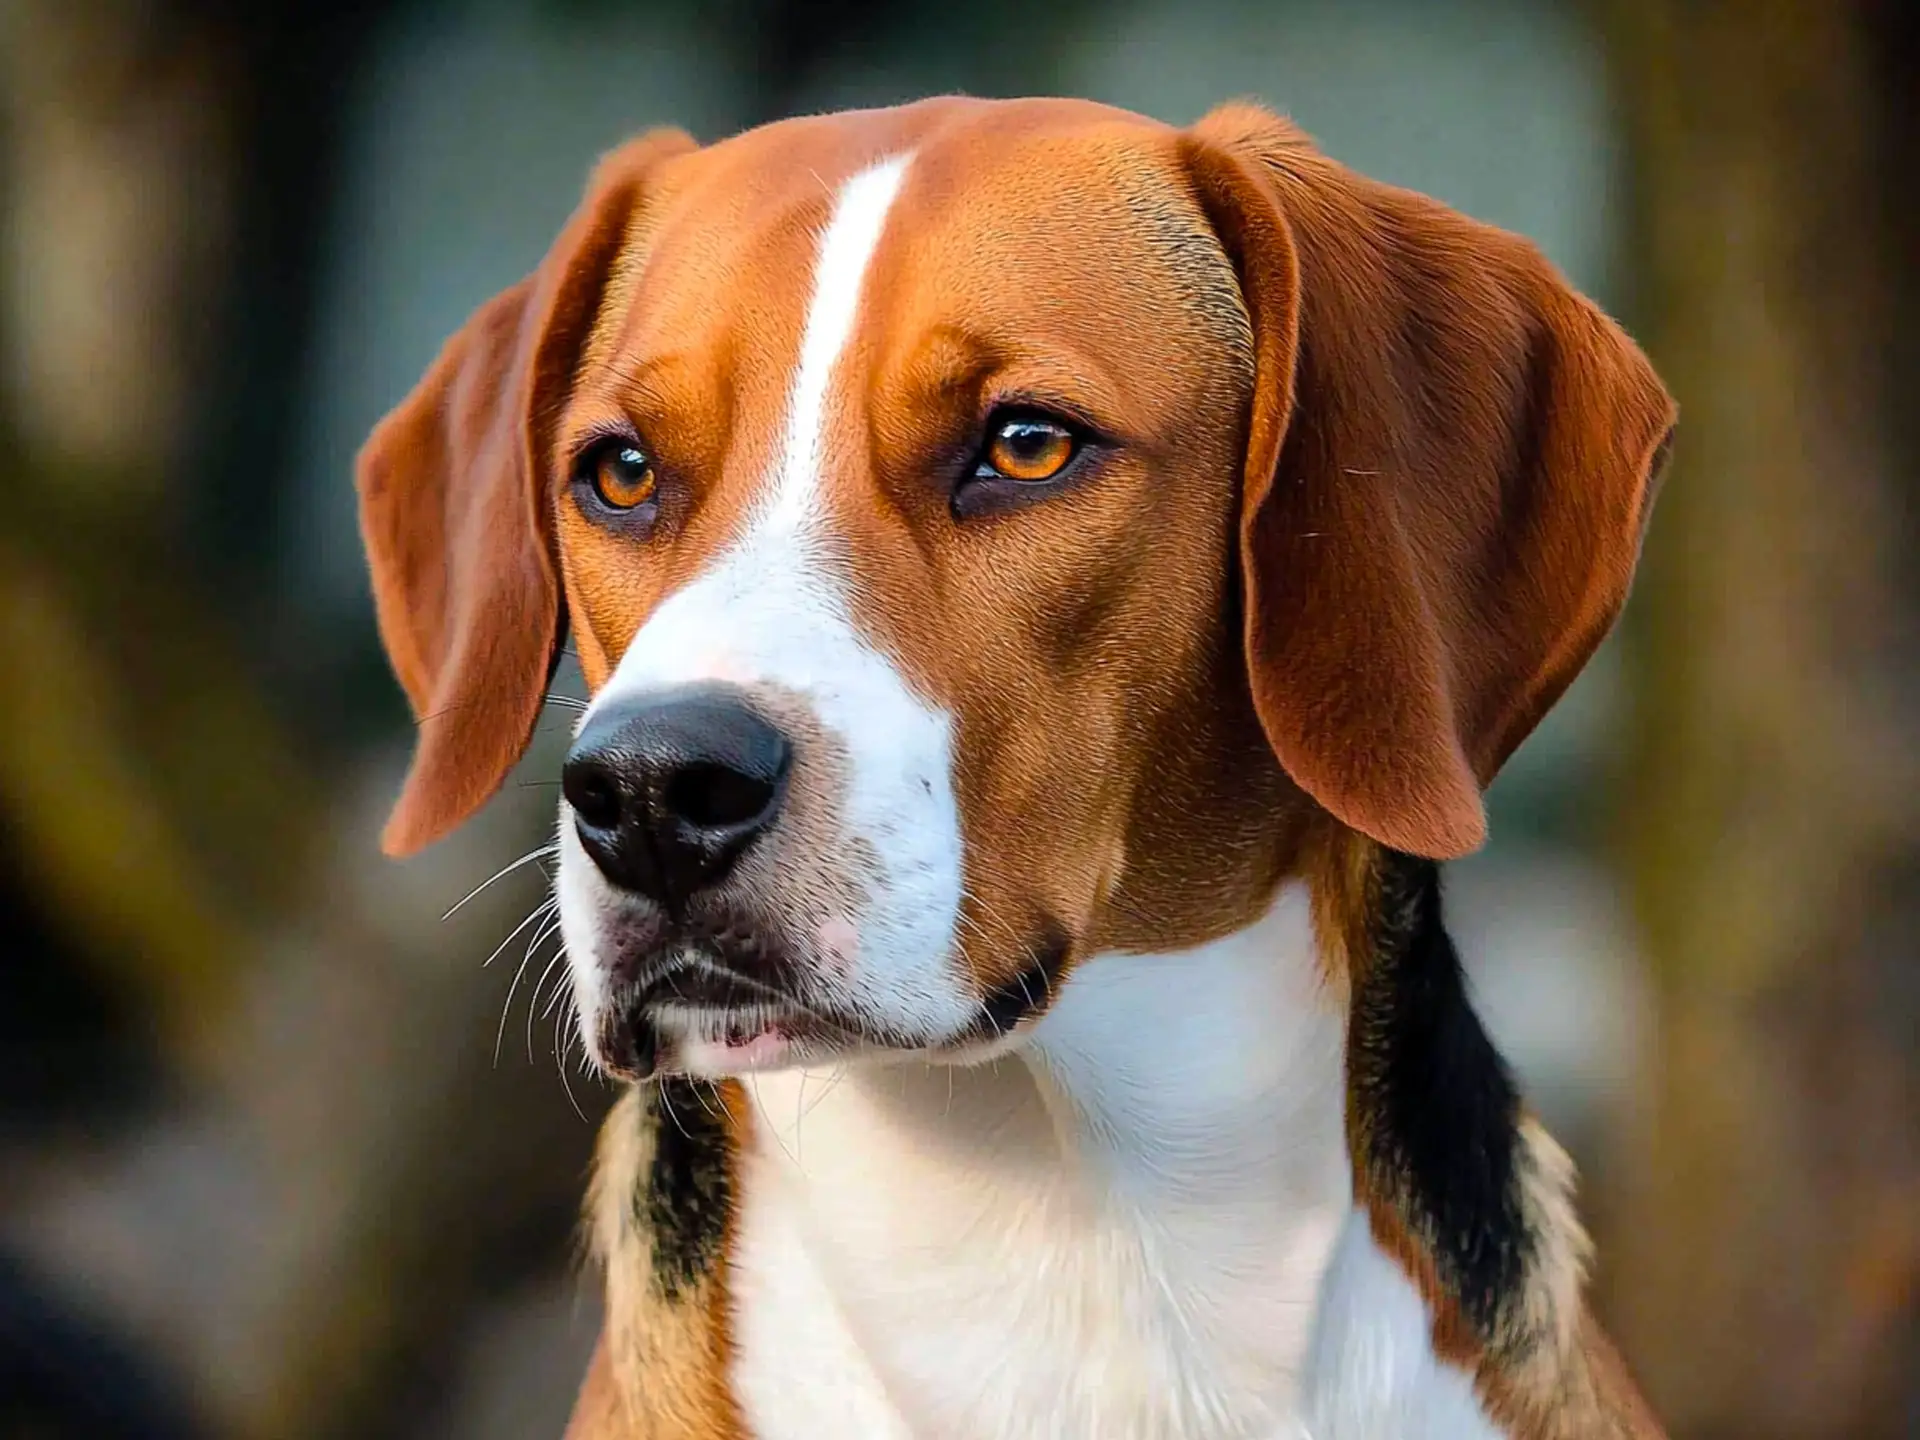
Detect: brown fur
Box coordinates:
(357, 96, 1675, 1438)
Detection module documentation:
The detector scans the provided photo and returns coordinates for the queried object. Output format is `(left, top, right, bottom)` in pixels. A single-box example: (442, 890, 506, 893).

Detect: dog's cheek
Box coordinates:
(937, 681, 1117, 1002)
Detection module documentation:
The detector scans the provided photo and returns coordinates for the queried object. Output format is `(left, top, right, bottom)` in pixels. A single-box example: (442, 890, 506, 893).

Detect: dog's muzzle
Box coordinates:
(564, 683, 841, 1076)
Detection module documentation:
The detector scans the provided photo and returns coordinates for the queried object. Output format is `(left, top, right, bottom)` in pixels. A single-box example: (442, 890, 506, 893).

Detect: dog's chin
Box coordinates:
(585, 940, 869, 1082)
(601, 1001, 858, 1081)
(654, 1005, 835, 1078)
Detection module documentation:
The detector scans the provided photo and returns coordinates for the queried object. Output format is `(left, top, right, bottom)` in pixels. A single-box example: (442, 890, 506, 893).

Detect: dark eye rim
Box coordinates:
(980, 414, 1078, 478)
(952, 403, 1105, 520)
(569, 432, 663, 526)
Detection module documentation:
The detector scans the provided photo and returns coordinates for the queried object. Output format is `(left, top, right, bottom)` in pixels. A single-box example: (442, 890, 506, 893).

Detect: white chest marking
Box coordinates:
(729, 887, 1346, 1439)
(1301, 1215, 1506, 1440)
(726, 886, 1509, 1439)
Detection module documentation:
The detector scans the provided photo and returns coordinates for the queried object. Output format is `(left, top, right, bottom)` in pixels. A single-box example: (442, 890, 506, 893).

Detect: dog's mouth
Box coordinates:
(587, 918, 1075, 1081)
(594, 940, 863, 1081)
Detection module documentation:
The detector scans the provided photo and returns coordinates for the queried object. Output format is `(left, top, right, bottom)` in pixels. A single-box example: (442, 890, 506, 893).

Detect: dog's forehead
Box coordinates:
(592, 98, 1218, 374)
(680, 94, 1181, 209)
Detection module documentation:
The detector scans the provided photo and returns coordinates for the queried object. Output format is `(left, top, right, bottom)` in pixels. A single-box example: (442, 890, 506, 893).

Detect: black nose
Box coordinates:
(562, 686, 792, 908)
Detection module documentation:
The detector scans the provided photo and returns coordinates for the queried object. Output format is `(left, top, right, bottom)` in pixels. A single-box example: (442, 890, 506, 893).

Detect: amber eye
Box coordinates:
(582, 442, 657, 511)
(982, 416, 1076, 483)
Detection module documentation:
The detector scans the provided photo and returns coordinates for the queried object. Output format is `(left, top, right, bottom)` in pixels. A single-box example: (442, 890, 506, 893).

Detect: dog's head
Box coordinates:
(359, 98, 1672, 1081)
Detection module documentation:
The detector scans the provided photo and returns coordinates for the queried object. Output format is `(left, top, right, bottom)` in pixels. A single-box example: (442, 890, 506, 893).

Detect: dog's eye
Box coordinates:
(980, 415, 1076, 483)
(577, 440, 658, 512)
(951, 408, 1100, 520)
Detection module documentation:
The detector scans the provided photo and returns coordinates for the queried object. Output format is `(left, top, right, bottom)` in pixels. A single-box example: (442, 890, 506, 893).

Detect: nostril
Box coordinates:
(563, 690, 790, 901)
(563, 763, 624, 830)
(666, 762, 779, 831)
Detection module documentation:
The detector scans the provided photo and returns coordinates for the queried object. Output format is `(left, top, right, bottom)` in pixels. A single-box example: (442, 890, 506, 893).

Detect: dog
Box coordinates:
(357, 96, 1675, 1439)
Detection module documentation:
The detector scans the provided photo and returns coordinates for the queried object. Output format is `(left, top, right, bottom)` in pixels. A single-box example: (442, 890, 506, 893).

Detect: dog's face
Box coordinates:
(357, 98, 1673, 1082)
(548, 111, 1275, 1076)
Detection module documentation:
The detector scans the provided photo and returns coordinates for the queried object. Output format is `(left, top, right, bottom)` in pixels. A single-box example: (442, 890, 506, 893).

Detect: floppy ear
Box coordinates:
(357, 128, 697, 857)
(1183, 104, 1676, 859)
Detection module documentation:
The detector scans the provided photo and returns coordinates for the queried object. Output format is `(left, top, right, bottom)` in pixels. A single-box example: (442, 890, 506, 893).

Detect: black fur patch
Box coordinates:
(1349, 851, 1529, 1338)
(639, 1078, 731, 1302)
(971, 923, 1072, 1038)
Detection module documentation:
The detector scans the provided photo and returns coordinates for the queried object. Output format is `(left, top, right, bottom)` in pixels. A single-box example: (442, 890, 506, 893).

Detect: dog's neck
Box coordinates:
(716, 883, 1502, 1439)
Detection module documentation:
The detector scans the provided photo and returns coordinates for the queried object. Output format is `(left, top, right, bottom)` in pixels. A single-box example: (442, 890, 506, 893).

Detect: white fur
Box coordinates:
(728, 885, 1502, 1439)
(1302, 1214, 1505, 1439)
(556, 819, 608, 1043)
(775, 155, 912, 532)
(558, 153, 978, 1061)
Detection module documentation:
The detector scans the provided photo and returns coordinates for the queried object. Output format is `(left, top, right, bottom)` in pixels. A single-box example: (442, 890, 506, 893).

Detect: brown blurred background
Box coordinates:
(1, 1, 1915, 1436)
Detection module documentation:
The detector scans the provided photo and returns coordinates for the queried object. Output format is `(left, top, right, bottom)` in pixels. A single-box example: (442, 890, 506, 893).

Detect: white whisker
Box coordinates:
(552, 982, 587, 1122)
(658, 1080, 693, 1142)
(801, 1063, 848, 1119)
(542, 957, 577, 1018)
(524, 930, 569, 1064)
(481, 894, 556, 971)
(496, 907, 562, 1065)
(749, 1074, 800, 1169)
(444, 843, 559, 921)
(794, 1070, 809, 1168)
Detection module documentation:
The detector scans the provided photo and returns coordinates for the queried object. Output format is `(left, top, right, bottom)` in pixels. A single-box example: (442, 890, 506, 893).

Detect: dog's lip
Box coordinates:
(603, 945, 856, 1074)
(625, 944, 827, 1025)
(620, 997, 844, 1080)
(634, 963, 780, 1011)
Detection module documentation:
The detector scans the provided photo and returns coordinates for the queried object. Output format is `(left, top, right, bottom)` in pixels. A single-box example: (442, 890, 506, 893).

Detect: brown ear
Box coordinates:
(357, 128, 697, 856)
(1184, 104, 1676, 859)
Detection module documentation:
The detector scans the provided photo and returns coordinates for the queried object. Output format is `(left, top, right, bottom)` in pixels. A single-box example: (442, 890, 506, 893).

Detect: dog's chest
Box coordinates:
(726, 895, 1352, 1439)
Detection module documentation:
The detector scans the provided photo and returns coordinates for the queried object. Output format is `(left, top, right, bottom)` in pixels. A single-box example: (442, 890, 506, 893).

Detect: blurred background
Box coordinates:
(1, 0, 1915, 1436)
